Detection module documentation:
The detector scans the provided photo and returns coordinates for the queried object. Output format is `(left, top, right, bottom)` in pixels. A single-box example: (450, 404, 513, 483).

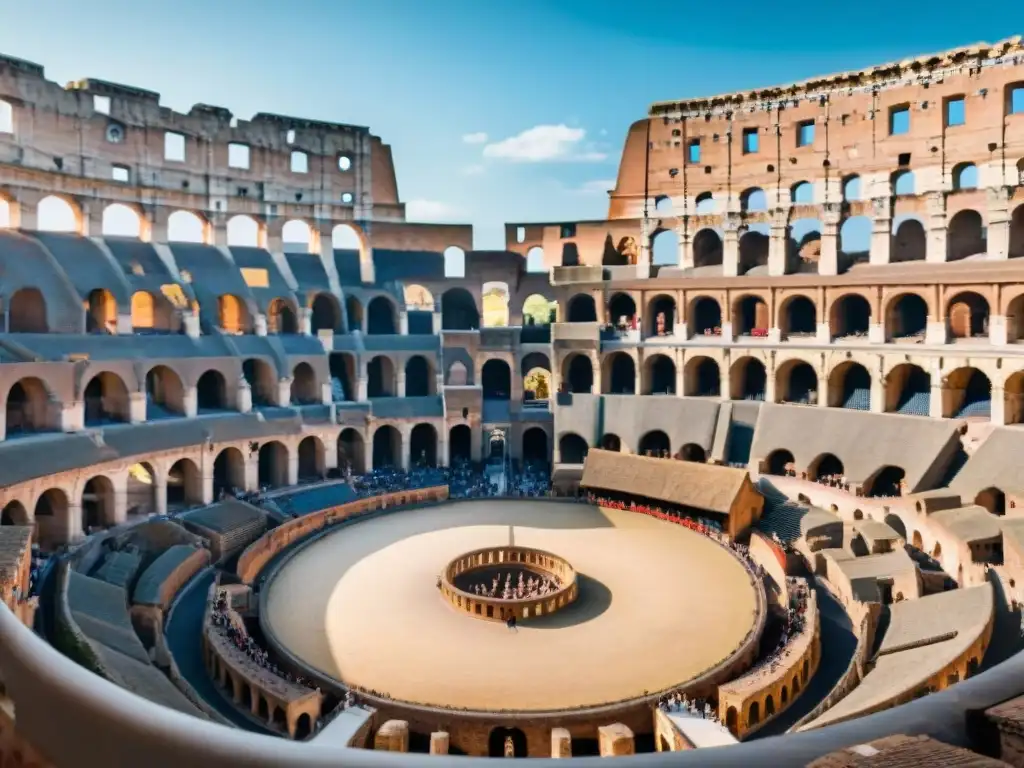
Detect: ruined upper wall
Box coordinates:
(0, 53, 403, 222)
(610, 37, 1024, 218)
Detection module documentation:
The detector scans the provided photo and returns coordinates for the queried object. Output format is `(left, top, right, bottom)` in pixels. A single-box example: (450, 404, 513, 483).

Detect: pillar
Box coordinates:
(244, 452, 259, 492)
(321, 381, 332, 406)
(59, 401, 84, 432)
(432, 311, 442, 335)
(236, 380, 252, 414)
(287, 450, 299, 486)
(183, 312, 201, 338)
(990, 314, 1009, 346)
(374, 720, 409, 752)
(112, 488, 128, 525)
(129, 392, 147, 424)
(991, 384, 1006, 427)
(819, 204, 840, 276)
(201, 470, 214, 505)
(277, 378, 293, 407)
(598, 724, 635, 757)
(638, 216, 652, 268)
(154, 474, 168, 516)
(925, 192, 948, 264)
(397, 370, 406, 398)
(358, 375, 368, 402)
(551, 728, 572, 758)
(116, 313, 133, 335)
(987, 186, 1012, 260)
(401, 430, 411, 471)
(299, 307, 313, 336)
(722, 218, 740, 277)
(399, 310, 408, 335)
(925, 321, 948, 345)
(675, 360, 685, 398)
(929, 380, 944, 419)
(869, 197, 892, 266)
(439, 432, 449, 467)
(429, 732, 449, 755)
(678, 227, 693, 270)
(65, 502, 84, 543)
(183, 386, 198, 418)
(870, 373, 885, 413)
(254, 313, 268, 337)
(768, 213, 789, 276)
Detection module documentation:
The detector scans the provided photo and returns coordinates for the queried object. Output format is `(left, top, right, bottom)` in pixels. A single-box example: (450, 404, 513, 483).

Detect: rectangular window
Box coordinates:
(111, 165, 129, 183)
(687, 139, 700, 164)
(164, 131, 186, 162)
(742, 128, 758, 154)
(797, 120, 815, 147)
(290, 150, 308, 174)
(93, 95, 111, 116)
(1011, 86, 1024, 115)
(945, 96, 965, 127)
(228, 143, 251, 170)
(889, 105, 910, 136)
(560, 224, 576, 239)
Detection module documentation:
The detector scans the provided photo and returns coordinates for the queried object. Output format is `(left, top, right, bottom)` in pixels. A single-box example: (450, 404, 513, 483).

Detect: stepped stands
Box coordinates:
(179, 501, 268, 561)
(168, 244, 258, 330)
(0, 230, 84, 332)
(228, 247, 300, 319)
(132, 544, 209, 609)
(91, 550, 143, 590)
(895, 391, 930, 416)
(333, 249, 362, 285)
(841, 388, 870, 411)
(755, 481, 805, 543)
(957, 399, 993, 419)
(269, 483, 359, 518)
(67, 571, 151, 663)
(31, 233, 132, 314)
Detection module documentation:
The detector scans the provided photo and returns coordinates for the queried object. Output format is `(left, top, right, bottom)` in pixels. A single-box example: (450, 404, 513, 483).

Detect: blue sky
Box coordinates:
(2, 1, 1022, 250)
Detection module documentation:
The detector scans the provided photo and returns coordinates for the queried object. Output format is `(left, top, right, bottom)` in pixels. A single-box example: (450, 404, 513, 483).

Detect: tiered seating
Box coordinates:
(270, 484, 358, 517)
(91, 551, 142, 590)
(132, 544, 204, 607)
(956, 398, 992, 418)
(842, 387, 870, 410)
(895, 391, 930, 416)
(755, 480, 805, 543)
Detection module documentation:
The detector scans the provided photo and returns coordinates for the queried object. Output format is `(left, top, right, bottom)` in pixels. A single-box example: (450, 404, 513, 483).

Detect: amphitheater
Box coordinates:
(4, 34, 1024, 767)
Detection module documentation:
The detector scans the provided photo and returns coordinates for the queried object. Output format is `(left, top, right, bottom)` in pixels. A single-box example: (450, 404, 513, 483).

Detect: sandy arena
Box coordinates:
(264, 501, 759, 711)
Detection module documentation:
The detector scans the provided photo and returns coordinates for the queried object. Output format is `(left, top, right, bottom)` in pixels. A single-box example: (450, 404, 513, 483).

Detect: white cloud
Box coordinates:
(462, 132, 488, 144)
(482, 124, 607, 163)
(577, 179, 616, 194)
(462, 164, 485, 176)
(405, 199, 465, 222)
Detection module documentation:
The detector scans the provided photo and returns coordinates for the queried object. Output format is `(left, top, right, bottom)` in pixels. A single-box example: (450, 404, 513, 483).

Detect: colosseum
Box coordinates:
(2, 34, 1024, 767)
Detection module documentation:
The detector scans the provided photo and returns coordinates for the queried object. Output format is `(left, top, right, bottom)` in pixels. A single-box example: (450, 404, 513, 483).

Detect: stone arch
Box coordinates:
(410, 423, 438, 467)
(8, 287, 48, 332)
(446, 360, 469, 387)
(639, 429, 670, 457)
(647, 294, 676, 337)
(677, 443, 706, 462)
(684, 356, 720, 397)
(830, 293, 871, 338)
(726, 706, 738, 736)
(213, 447, 246, 497)
(765, 449, 795, 476)
(1005, 371, 1024, 425)
(482, 281, 510, 327)
(828, 361, 871, 410)
(946, 291, 989, 339)
(345, 296, 363, 332)
(791, 181, 814, 204)
(808, 453, 844, 482)
(776, 359, 818, 405)
(372, 425, 402, 468)
(948, 210, 986, 261)
(1011, 204, 1024, 258)
(266, 297, 298, 335)
(694, 192, 715, 213)
(311, 292, 342, 334)
(789, 218, 823, 272)
(444, 246, 466, 278)
(975, 487, 1006, 516)
(337, 429, 366, 475)
(779, 295, 817, 338)
(281, 219, 311, 250)
(226, 215, 261, 247)
(1, 500, 29, 526)
(102, 203, 142, 238)
(566, 293, 597, 323)
(765, 693, 776, 718)
(558, 433, 589, 464)
(733, 294, 769, 336)
(563, 353, 594, 394)
(405, 355, 435, 397)
(441, 288, 479, 330)
(748, 701, 760, 727)
(730, 357, 766, 401)
(693, 228, 723, 268)
(449, 424, 472, 462)
(329, 353, 357, 401)
(885, 292, 929, 340)
(740, 187, 767, 212)
(367, 295, 398, 334)
(258, 441, 289, 488)
(218, 294, 251, 334)
(36, 195, 79, 233)
(892, 169, 915, 197)
(525, 246, 545, 273)
(522, 352, 551, 402)
(607, 292, 637, 326)
(886, 363, 931, 415)
(196, 370, 229, 411)
(297, 436, 325, 480)
(131, 290, 177, 332)
(738, 231, 769, 274)
(242, 358, 277, 407)
(651, 228, 679, 266)
(952, 162, 978, 191)
(688, 296, 722, 335)
(81, 475, 116, 532)
(942, 367, 991, 419)
(864, 465, 906, 497)
(522, 293, 555, 326)
(839, 216, 872, 265)
(145, 365, 185, 416)
(842, 175, 862, 202)
(643, 354, 676, 395)
(890, 216, 926, 264)
(332, 223, 364, 253)
(522, 427, 549, 464)
(290, 362, 319, 405)
(602, 352, 636, 394)
(34, 488, 69, 546)
(167, 210, 207, 243)
(367, 355, 396, 398)
(482, 359, 512, 400)
(83, 371, 130, 425)
(5, 376, 55, 435)
(167, 458, 202, 507)
(85, 288, 117, 334)
(600, 433, 622, 452)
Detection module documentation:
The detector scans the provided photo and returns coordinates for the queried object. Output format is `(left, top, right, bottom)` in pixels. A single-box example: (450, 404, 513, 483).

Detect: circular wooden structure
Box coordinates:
(440, 545, 578, 622)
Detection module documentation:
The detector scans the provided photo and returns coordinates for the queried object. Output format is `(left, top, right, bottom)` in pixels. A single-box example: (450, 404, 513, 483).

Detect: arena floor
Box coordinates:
(264, 501, 759, 711)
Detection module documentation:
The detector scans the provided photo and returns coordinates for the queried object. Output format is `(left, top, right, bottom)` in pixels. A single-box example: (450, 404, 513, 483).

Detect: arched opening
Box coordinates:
(266, 298, 298, 335)
(730, 357, 767, 401)
(525, 246, 546, 273)
(8, 287, 48, 333)
(842, 175, 862, 202)
(685, 356, 720, 397)
(243, 358, 277, 407)
(741, 187, 768, 212)
(830, 294, 871, 338)
(522, 427, 549, 464)
(522, 294, 556, 326)
(952, 163, 978, 191)
(131, 290, 176, 333)
(404, 284, 435, 333)
(733, 295, 769, 336)
(780, 296, 817, 339)
(482, 281, 510, 327)
(404, 355, 434, 397)
(34, 488, 68, 546)
(946, 291, 989, 339)
(102, 204, 141, 238)
(738, 231, 769, 274)
(865, 465, 906, 497)
(226, 215, 260, 247)
(607, 293, 637, 328)
(647, 294, 675, 337)
(651, 228, 679, 266)
(81, 476, 115, 532)
(689, 296, 722, 336)
(726, 707, 738, 736)
(5, 377, 54, 435)
(1011, 204, 1024, 258)
(410, 423, 438, 467)
(441, 288, 479, 330)
(281, 220, 311, 250)
(213, 448, 246, 498)
(602, 352, 636, 394)
(600, 434, 622, 452)
(694, 192, 715, 214)
(443, 246, 465, 278)
(85, 288, 117, 333)
(566, 294, 597, 323)
(693, 229, 723, 268)
(891, 218, 926, 263)
(333, 223, 364, 252)
(522, 356, 551, 404)
(167, 211, 207, 243)
(791, 181, 814, 204)
(892, 170, 915, 197)
(975, 487, 1006, 517)
(83, 372, 130, 425)
(808, 453, 844, 482)
(828, 362, 871, 410)
(644, 354, 676, 395)
(218, 294, 250, 334)
(947, 210, 986, 261)
(886, 293, 929, 340)
(367, 356, 396, 398)
(290, 362, 320, 405)
(481, 359, 512, 400)
(372, 426, 401, 469)
(257, 442, 288, 489)
(765, 694, 776, 718)
(345, 296, 363, 332)
(639, 430, 670, 457)
(839, 216, 872, 266)
(294, 713, 313, 741)
(1006, 372, 1024, 425)
(196, 370, 228, 411)
(145, 365, 185, 417)
(1, 500, 28, 527)
(446, 361, 469, 386)
(36, 195, 78, 233)
(311, 293, 341, 334)
(776, 360, 818, 405)
(943, 367, 991, 419)
(558, 433, 589, 464)
(297, 436, 325, 481)
(488, 727, 526, 758)
(167, 459, 202, 508)
(765, 449, 795, 476)
(449, 425, 472, 463)
(337, 429, 366, 475)
(886, 363, 931, 416)
(564, 354, 594, 394)
(789, 219, 823, 272)
(677, 443, 706, 462)
(748, 701, 760, 727)
(366, 296, 397, 334)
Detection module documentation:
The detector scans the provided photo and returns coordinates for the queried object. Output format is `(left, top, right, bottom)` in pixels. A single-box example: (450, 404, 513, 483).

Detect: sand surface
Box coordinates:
(264, 501, 757, 711)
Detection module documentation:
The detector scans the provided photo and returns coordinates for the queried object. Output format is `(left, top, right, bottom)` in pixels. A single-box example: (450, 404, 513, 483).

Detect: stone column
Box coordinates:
(236, 380, 252, 414)
(768, 211, 790, 276)
(277, 378, 293, 407)
(299, 307, 313, 336)
(154, 474, 168, 516)
(722, 216, 740, 277)
(439, 432, 449, 467)
(818, 204, 841, 276)
(678, 224, 693, 270)
(634, 364, 642, 396)
(254, 314, 268, 337)
(925, 321, 948, 345)
(183, 312, 201, 338)
(373, 721, 409, 752)
(551, 728, 572, 758)
(112, 488, 128, 526)
(358, 374, 368, 402)
(869, 197, 892, 266)
(429, 732, 449, 755)
(991, 384, 1006, 427)
(929, 380, 944, 419)
(990, 314, 1009, 346)
(65, 501, 84, 544)
(287, 450, 299, 486)
(129, 392, 147, 424)
(244, 453, 259, 492)
(638, 216, 652, 268)
(183, 386, 198, 418)
(675, 359, 685, 397)
(59, 400, 84, 432)
(432, 311, 442, 335)
(870, 372, 885, 413)
(987, 186, 1012, 260)
(925, 192, 948, 264)
(399, 310, 409, 335)
(116, 313, 133, 335)
(201, 471, 214, 505)
(598, 724, 635, 757)
(397, 371, 406, 398)
(401, 430, 411, 471)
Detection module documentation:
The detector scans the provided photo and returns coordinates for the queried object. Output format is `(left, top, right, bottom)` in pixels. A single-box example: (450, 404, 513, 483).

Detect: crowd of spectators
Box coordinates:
(658, 692, 718, 722)
(748, 578, 811, 676)
(467, 570, 562, 600)
(507, 460, 551, 497)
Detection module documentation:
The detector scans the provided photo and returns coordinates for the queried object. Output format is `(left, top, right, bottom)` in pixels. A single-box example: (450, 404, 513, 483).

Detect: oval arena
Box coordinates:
(2, 33, 1024, 768)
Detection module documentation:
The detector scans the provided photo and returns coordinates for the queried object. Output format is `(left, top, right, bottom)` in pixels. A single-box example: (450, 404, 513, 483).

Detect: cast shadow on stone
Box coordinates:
(522, 574, 611, 630)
